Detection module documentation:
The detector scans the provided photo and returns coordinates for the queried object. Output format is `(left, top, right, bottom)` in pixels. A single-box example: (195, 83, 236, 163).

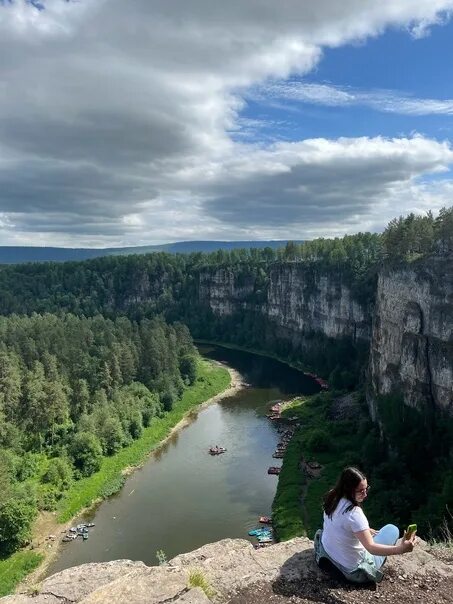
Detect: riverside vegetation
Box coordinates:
(0, 313, 230, 595)
(272, 390, 453, 544)
(0, 207, 453, 593)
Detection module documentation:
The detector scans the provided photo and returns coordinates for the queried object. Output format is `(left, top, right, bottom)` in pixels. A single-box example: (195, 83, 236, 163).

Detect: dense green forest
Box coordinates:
(0, 229, 386, 388)
(0, 206, 451, 319)
(0, 313, 197, 555)
(0, 239, 303, 265)
(0, 231, 383, 318)
(0, 207, 451, 389)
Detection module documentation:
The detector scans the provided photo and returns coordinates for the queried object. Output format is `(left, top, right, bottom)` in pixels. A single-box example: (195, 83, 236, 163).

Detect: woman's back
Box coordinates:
(321, 497, 369, 570)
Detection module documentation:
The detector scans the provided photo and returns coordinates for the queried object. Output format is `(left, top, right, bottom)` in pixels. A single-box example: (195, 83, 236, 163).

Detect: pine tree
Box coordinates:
(0, 352, 22, 424)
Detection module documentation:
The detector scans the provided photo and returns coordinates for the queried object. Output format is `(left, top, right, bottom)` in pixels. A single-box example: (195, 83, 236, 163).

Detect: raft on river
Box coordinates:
(62, 523, 95, 543)
(208, 446, 227, 455)
(267, 466, 281, 475)
(248, 527, 273, 537)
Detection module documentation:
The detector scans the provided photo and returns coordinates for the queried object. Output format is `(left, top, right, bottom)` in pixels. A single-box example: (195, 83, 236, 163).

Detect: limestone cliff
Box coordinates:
(114, 254, 453, 420)
(198, 257, 453, 421)
(199, 263, 371, 344)
(368, 255, 453, 419)
(3, 538, 451, 604)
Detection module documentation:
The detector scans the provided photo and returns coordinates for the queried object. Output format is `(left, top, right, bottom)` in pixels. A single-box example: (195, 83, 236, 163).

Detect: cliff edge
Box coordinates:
(2, 537, 452, 604)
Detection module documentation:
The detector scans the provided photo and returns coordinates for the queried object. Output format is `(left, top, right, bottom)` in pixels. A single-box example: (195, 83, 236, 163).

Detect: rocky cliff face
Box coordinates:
(199, 257, 453, 421)
(368, 255, 453, 419)
(199, 264, 371, 344)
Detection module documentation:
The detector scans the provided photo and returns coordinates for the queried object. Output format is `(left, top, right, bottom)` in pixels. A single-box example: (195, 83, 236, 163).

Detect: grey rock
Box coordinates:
(0, 597, 63, 604)
(198, 264, 371, 350)
(41, 560, 146, 602)
(369, 255, 453, 418)
(2, 538, 452, 604)
(80, 566, 192, 603)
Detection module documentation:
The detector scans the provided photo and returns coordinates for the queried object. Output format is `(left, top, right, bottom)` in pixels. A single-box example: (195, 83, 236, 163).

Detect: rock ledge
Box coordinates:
(2, 537, 452, 604)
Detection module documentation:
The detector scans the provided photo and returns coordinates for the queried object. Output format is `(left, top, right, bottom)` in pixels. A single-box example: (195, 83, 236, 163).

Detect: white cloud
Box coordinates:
(253, 81, 453, 115)
(172, 135, 453, 232)
(1, 0, 453, 245)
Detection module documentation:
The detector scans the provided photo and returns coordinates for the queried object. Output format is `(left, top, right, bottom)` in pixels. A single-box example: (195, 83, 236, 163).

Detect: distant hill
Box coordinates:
(0, 240, 301, 265)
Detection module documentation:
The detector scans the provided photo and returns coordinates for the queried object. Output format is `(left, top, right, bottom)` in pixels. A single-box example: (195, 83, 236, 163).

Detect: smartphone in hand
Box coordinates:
(405, 523, 417, 539)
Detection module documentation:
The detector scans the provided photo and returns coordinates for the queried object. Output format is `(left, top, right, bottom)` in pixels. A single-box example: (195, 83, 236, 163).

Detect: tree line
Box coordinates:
(1, 207, 451, 317)
(382, 206, 453, 260)
(0, 313, 197, 554)
(0, 207, 450, 389)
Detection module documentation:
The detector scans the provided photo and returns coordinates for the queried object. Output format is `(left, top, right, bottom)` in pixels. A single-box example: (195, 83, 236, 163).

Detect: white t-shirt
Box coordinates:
(321, 497, 370, 571)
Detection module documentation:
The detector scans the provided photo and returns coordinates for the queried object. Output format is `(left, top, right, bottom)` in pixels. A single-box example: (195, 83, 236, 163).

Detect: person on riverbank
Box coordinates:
(314, 467, 417, 583)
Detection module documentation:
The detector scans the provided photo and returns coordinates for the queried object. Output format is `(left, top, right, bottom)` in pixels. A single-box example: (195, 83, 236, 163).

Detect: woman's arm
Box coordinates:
(355, 529, 416, 556)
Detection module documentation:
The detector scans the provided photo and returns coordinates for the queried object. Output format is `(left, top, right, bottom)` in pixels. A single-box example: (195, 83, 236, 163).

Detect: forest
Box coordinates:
(0, 314, 197, 554)
(0, 207, 451, 388)
(0, 206, 452, 319)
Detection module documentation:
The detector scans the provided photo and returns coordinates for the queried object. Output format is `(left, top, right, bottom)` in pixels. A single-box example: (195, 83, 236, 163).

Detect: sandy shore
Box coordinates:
(18, 363, 245, 591)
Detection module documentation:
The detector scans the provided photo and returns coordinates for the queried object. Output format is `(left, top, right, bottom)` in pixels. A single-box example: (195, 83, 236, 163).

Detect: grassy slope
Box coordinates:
(0, 359, 230, 596)
(272, 392, 367, 541)
(0, 553, 43, 598)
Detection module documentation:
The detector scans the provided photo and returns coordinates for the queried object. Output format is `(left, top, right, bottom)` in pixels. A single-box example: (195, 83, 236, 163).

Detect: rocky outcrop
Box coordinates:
(199, 264, 371, 343)
(266, 266, 370, 342)
(200, 256, 453, 421)
(368, 255, 453, 419)
(3, 537, 452, 604)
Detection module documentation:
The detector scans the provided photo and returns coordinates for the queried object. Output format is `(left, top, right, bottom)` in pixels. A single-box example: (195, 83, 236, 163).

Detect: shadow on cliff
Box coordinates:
(271, 549, 377, 603)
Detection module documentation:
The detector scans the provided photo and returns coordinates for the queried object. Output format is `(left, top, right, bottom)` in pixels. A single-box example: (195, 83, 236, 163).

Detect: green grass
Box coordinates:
(0, 551, 43, 597)
(58, 359, 230, 522)
(273, 391, 366, 541)
(272, 428, 307, 541)
(188, 569, 217, 599)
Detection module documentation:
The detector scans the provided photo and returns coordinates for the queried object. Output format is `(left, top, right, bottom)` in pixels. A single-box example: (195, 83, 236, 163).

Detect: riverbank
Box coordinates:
(272, 390, 368, 541)
(1, 358, 240, 597)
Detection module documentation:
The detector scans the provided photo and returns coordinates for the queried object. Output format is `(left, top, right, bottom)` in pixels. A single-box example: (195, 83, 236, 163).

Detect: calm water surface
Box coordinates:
(48, 345, 318, 574)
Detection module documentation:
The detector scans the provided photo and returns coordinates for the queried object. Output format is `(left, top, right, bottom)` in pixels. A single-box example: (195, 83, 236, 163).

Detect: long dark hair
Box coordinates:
(323, 467, 366, 518)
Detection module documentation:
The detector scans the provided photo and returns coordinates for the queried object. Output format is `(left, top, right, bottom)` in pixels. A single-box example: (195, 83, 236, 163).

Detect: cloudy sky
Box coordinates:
(2, 1, 453, 247)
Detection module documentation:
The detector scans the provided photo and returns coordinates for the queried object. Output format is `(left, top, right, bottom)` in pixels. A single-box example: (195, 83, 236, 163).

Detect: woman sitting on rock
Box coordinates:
(314, 466, 416, 583)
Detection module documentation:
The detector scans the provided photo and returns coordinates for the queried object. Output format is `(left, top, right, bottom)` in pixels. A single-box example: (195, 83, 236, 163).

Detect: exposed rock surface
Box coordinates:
(3, 537, 452, 604)
(119, 255, 452, 423)
(369, 255, 453, 418)
(199, 264, 370, 345)
(266, 266, 370, 342)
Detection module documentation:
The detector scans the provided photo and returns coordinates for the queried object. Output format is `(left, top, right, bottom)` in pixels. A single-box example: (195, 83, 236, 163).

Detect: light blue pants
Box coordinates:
(372, 524, 400, 569)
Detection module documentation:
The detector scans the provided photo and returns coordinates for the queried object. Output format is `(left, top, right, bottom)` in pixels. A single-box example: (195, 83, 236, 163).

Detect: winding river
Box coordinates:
(48, 345, 319, 575)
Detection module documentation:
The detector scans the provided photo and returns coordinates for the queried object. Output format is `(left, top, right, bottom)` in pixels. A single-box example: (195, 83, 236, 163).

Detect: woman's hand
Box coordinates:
(399, 533, 417, 554)
(356, 529, 417, 556)
(369, 528, 379, 536)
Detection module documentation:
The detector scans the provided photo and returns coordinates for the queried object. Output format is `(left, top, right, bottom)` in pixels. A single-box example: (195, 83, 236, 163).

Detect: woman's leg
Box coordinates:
(372, 524, 400, 569)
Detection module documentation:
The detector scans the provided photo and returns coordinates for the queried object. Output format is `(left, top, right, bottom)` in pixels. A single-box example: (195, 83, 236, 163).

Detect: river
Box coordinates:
(47, 345, 319, 574)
